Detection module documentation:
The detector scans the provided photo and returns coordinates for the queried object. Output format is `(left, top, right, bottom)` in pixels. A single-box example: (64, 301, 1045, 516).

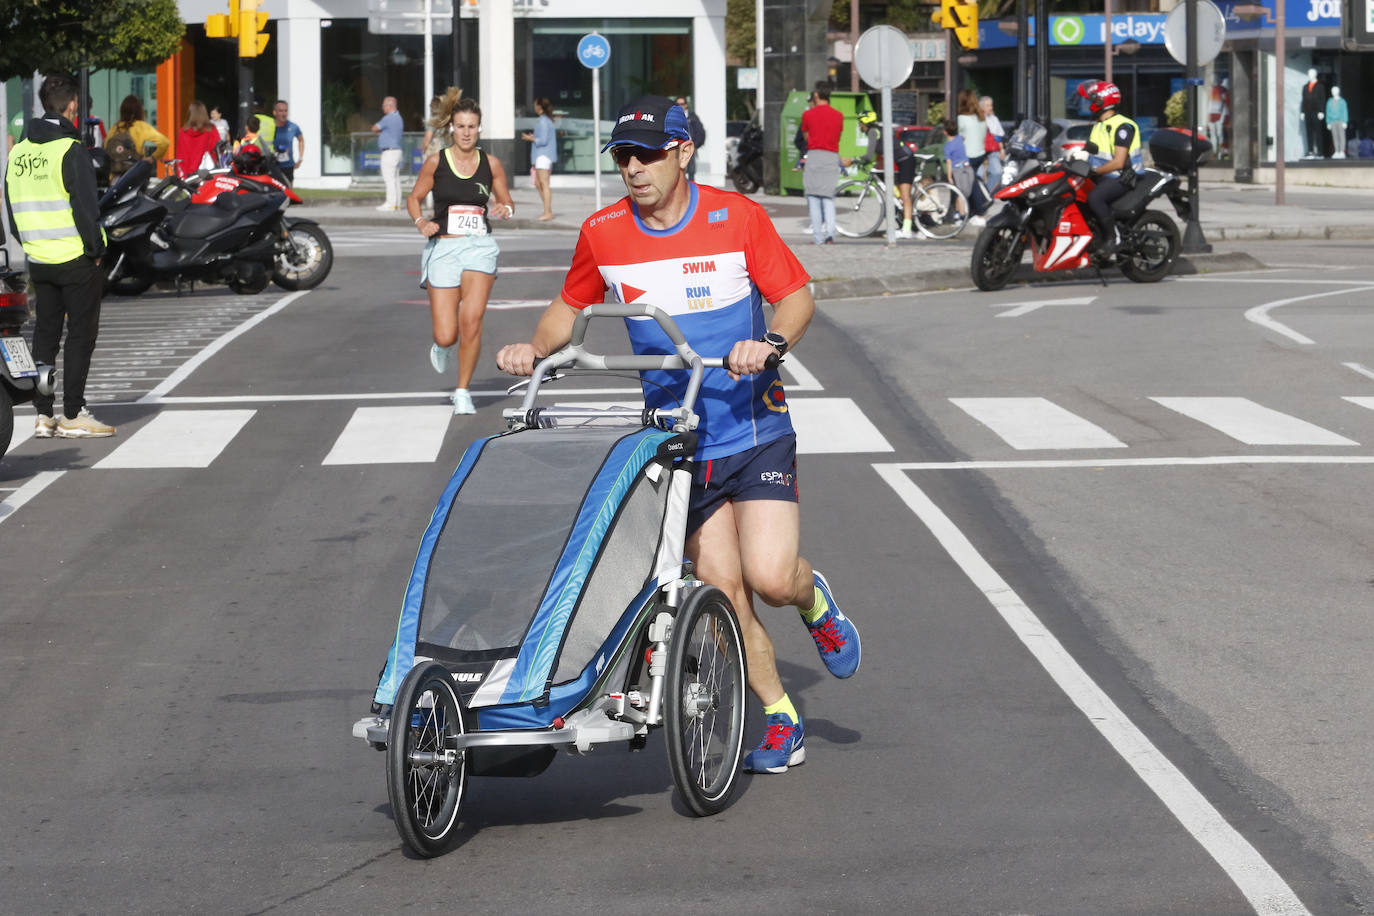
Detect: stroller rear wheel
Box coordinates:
(666, 586, 748, 816)
(387, 662, 469, 857)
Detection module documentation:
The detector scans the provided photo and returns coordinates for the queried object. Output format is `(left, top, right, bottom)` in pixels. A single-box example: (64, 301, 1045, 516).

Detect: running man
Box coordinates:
(496, 95, 860, 774)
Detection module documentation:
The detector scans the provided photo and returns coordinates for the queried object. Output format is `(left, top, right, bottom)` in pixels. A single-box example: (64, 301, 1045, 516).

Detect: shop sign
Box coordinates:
(976, 13, 1169, 49)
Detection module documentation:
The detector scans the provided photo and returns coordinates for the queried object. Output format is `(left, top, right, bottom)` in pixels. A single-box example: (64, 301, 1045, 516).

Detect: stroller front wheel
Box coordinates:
(387, 662, 469, 857)
(665, 586, 749, 816)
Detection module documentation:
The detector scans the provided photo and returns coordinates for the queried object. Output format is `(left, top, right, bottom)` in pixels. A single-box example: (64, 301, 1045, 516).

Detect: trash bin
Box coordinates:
(778, 91, 877, 195)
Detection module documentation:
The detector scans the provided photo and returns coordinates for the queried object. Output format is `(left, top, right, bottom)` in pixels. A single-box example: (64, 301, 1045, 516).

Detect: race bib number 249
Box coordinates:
(447, 205, 487, 236)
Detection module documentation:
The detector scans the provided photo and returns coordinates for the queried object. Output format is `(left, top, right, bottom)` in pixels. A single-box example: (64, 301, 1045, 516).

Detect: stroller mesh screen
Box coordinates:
(419, 428, 656, 657)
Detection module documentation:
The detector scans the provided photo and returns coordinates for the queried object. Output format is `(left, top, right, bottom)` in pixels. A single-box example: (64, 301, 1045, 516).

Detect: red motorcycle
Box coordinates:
(970, 124, 1208, 292)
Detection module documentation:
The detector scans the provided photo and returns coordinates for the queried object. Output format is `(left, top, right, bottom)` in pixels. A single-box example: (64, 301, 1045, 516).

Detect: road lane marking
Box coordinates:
(1151, 397, 1358, 446)
(951, 397, 1127, 450)
(1343, 396, 1374, 413)
(879, 455, 1374, 470)
(1237, 285, 1374, 345)
(94, 410, 257, 469)
(992, 295, 1097, 318)
(322, 406, 453, 465)
(873, 463, 1312, 916)
(0, 471, 66, 527)
(138, 291, 309, 403)
(1342, 363, 1374, 381)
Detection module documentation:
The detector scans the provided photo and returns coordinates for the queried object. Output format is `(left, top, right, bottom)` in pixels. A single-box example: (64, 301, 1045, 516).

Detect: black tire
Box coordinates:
(834, 179, 884, 238)
(0, 382, 12, 464)
(106, 272, 155, 296)
(912, 182, 969, 240)
(970, 221, 1025, 292)
(1120, 211, 1180, 283)
(730, 169, 760, 195)
(271, 222, 334, 291)
(386, 662, 468, 858)
(665, 585, 748, 817)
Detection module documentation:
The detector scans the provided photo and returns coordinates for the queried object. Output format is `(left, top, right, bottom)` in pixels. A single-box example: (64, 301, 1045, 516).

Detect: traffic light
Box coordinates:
(206, 0, 239, 38)
(239, 0, 270, 57)
(933, 0, 979, 50)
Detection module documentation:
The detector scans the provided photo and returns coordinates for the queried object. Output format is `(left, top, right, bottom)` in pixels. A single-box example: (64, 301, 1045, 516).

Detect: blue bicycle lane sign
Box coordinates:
(577, 33, 611, 69)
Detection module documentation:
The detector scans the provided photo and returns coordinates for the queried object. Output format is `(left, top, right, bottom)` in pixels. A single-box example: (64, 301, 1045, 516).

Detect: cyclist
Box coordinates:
(497, 95, 861, 775)
(857, 110, 919, 239)
(1079, 80, 1143, 257)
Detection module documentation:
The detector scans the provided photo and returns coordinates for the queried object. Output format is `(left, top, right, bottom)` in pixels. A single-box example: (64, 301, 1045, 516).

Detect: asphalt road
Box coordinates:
(0, 233, 1369, 914)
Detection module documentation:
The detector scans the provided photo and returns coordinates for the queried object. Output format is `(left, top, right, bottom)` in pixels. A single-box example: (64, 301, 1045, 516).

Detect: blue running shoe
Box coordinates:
(743, 712, 805, 774)
(806, 571, 861, 678)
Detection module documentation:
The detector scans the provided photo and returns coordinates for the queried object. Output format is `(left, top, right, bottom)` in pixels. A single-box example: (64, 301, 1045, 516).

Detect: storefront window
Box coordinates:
(319, 19, 458, 175)
(513, 19, 692, 173)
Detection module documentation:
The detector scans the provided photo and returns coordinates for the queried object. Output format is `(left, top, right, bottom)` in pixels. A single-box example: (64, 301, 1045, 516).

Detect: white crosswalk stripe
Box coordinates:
(1151, 397, 1359, 446)
(93, 409, 257, 469)
(323, 406, 454, 465)
(951, 397, 1128, 450)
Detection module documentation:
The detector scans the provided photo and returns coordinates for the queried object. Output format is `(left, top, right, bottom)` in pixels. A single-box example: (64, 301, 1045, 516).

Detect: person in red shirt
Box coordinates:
(800, 82, 844, 244)
(176, 101, 220, 178)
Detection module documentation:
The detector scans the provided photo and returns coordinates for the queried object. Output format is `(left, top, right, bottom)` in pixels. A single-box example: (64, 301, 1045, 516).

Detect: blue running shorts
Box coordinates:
(687, 434, 798, 535)
(420, 234, 499, 288)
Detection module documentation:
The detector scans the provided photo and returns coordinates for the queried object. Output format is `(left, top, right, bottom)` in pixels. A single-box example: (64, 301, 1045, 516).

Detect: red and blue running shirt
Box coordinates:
(560, 183, 810, 460)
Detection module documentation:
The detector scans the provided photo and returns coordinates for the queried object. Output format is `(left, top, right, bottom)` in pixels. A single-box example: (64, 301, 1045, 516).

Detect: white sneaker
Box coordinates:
(969, 215, 987, 227)
(375, 203, 396, 212)
(34, 414, 57, 438)
(429, 343, 453, 374)
(897, 227, 913, 240)
(451, 389, 476, 415)
(56, 407, 115, 438)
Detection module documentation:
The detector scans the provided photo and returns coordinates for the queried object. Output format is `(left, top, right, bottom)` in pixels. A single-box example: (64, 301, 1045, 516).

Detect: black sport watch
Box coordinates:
(761, 331, 788, 357)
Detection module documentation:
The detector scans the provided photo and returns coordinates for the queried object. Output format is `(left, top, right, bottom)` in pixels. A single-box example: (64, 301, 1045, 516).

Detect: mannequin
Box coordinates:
(1326, 86, 1349, 159)
(1300, 68, 1327, 158)
(1207, 78, 1230, 152)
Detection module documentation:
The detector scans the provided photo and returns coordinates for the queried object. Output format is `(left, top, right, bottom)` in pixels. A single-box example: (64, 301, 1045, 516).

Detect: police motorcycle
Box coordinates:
(99, 145, 332, 296)
(0, 246, 55, 463)
(970, 121, 1208, 292)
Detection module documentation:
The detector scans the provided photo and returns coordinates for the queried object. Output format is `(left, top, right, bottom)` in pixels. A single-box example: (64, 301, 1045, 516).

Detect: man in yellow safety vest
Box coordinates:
(5, 74, 115, 438)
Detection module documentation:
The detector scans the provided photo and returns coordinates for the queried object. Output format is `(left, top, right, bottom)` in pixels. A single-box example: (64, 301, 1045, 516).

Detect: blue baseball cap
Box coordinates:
(601, 95, 692, 152)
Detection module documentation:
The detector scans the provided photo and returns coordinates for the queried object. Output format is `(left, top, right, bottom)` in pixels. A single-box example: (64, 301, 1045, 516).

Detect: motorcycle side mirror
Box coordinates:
(1084, 141, 1099, 155)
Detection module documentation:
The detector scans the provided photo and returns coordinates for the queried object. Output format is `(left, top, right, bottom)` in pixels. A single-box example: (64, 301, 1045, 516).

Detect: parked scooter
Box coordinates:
(969, 122, 1207, 292)
(100, 146, 332, 296)
(729, 120, 764, 195)
(0, 248, 55, 463)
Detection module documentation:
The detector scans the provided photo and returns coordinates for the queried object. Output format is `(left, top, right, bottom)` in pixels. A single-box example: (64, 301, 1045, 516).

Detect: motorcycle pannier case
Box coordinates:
(1148, 128, 1214, 174)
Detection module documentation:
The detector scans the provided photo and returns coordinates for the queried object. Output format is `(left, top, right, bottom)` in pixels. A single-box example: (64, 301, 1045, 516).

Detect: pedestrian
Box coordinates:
(943, 118, 981, 225)
(800, 81, 843, 245)
(209, 105, 231, 144)
(675, 95, 705, 181)
(5, 75, 116, 438)
(520, 97, 557, 220)
(496, 94, 861, 775)
(269, 99, 305, 185)
(980, 95, 1005, 191)
(406, 96, 514, 415)
(176, 100, 219, 178)
(234, 115, 263, 155)
(956, 89, 987, 188)
(106, 94, 168, 173)
(373, 96, 404, 211)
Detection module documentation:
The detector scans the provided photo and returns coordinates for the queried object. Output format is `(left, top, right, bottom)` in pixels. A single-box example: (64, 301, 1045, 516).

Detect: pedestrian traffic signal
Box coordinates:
(239, 0, 270, 57)
(932, 0, 979, 50)
(206, 0, 239, 38)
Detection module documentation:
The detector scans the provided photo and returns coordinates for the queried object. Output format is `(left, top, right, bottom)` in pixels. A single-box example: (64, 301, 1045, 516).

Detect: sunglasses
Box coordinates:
(611, 143, 678, 167)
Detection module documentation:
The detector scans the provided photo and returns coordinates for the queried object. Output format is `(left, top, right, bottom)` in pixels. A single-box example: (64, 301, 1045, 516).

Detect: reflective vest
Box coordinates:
(1088, 113, 1143, 176)
(6, 135, 92, 264)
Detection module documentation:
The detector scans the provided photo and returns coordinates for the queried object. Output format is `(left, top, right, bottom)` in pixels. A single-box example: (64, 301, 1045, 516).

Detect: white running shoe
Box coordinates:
(969, 215, 987, 227)
(451, 389, 476, 415)
(56, 407, 115, 438)
(34, 414, 57, 438)
(429, 343, 453, 374)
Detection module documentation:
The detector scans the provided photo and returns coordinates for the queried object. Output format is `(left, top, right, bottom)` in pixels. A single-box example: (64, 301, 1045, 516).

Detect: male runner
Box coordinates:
(496, 95, 860, 774)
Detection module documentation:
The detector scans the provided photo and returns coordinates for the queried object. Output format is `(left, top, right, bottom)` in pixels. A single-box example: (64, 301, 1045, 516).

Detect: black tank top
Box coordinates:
(432, 148, 493, 235)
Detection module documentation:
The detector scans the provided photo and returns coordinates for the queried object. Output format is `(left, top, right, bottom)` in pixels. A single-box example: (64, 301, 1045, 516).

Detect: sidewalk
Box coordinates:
(303, 178, 1374, 300)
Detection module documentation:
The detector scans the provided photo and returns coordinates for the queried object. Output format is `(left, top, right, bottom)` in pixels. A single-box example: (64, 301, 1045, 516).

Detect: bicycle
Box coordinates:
(833, 156, 970, 240)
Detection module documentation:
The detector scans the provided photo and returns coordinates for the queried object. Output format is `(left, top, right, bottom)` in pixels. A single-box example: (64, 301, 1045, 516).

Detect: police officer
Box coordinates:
(1079, 80, 1142, 258)
(5, 74, 114, 438)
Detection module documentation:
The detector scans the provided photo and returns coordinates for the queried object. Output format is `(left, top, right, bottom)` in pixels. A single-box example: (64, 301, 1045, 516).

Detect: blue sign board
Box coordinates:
(978, 14, 1169, 49)
(577, 33, 611, 69)
(1214, 0, 1341, 32)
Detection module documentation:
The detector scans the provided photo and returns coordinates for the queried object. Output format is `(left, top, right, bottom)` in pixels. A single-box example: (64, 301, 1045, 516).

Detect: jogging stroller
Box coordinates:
(353, 303, 750, 857)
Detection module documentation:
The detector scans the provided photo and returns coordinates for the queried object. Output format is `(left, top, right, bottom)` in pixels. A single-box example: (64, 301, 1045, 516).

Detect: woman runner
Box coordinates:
(406, 96, 515, 414)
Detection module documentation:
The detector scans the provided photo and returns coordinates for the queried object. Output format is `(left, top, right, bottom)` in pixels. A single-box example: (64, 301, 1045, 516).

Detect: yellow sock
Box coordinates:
(799, 585, 827, 625)
(902, 218, 913, 232)
(763, 694, 799, 723)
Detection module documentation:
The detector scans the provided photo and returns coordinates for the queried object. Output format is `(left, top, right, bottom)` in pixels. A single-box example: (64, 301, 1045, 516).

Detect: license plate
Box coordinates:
(0, 336, 38, 378)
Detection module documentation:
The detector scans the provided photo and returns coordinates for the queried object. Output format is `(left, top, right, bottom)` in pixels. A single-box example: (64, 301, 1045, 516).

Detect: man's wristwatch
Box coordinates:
(760, 331, 788, 357)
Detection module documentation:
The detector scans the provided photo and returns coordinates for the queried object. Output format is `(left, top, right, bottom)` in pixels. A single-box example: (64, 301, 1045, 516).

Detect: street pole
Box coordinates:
(944, 31, 952, 116)
(1182, 0, 1212, 252)
(592, 63, 602, 212)
(1275, 0, 1286, 206)
(1105, 0, 1113, 85)
(850, 0, 859, 92)
(1035, 0, 1049, 129)
(755, 0, 764, 122)
(1015, 0, 1028, 119)
(423, 0, 434, 117)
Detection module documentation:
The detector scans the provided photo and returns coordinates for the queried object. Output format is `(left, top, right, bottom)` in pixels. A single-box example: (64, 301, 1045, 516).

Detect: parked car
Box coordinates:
(869, 124, 935, 170)
(1050, 118, 1094, 159)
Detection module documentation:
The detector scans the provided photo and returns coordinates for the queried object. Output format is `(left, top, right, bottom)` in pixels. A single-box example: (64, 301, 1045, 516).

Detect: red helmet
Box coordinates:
(1077, 80, 1122, 115)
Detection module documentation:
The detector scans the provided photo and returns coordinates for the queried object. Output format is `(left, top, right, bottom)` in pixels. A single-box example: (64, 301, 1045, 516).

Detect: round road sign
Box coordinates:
(577, 33, 611, 70)
(1164, 0, 1226, 67)
(854, 25, 913, 90)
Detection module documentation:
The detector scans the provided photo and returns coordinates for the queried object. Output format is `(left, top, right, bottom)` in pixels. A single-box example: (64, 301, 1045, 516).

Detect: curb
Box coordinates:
(808, 251, 1267, 300)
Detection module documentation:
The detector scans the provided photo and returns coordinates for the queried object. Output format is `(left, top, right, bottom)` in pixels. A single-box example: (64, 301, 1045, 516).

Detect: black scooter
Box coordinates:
(729, 121, 764, 195)
(0, 247, 55, 463)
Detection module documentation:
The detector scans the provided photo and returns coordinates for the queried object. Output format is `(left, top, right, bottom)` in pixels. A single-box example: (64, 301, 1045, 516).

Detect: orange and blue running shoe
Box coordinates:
(806, 571, 861, 678)
(743, 711, 805, 774)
